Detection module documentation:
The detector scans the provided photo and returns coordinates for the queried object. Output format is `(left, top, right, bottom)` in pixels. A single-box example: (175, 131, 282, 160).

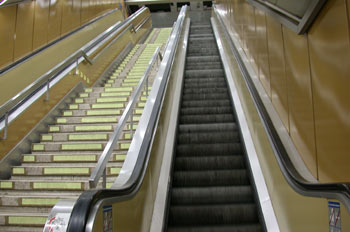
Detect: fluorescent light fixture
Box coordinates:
(0, 0, 8, 6)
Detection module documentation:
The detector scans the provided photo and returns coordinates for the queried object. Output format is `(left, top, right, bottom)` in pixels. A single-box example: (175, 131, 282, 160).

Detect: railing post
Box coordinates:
(103, 168, 107, 188)
(75, 58, 79, 75)
(45, 80, 50, 101)
(2, 112, 9, 140)
(146, 76, 149, 97)
(130, 110, 133, 137)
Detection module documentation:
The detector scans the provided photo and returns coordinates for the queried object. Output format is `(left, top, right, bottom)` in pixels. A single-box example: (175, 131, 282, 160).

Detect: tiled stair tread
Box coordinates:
(48, 124, 136, 132)
(0, 226, 43, 232)
(0, 206, 51, 214)
(12, 166, 122, 176)
(22, 153, 126, 163)
(0, 29, 170, 231)
(48, 124, 137, 133)
(0, 190, 82, 197)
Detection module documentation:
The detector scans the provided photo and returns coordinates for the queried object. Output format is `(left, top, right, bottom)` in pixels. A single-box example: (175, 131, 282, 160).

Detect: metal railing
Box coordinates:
(63, 6, 188, 232)
(89, 46, 162, 189)
(0, 7, 150, 140)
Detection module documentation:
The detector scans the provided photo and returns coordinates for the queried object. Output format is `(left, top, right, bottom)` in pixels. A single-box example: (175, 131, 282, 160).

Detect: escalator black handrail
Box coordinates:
(66, 6, 188, 232)
(0, 6, 149, 139)
(213, 5, 350, 211)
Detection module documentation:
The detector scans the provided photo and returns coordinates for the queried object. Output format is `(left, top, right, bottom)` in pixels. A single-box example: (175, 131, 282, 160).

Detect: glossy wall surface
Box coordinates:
(0, 0, 126, 68)
(215, 0, 350, 183)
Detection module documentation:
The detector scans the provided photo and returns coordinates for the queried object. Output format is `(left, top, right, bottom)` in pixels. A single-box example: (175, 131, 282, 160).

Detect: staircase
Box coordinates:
(0, 28, 171, 232)
(166, 23, 264, 231)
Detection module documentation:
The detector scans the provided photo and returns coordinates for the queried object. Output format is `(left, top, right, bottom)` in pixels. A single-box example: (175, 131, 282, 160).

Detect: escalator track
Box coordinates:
(166, 22, 264, 232)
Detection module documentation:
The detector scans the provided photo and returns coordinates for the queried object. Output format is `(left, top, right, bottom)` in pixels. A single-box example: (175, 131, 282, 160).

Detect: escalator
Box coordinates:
(166, 22, 264, 231)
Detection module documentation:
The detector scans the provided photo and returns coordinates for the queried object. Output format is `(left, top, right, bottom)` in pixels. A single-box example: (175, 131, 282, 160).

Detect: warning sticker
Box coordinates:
(328, 201, 341, 232)
(103, 205, 113, 232)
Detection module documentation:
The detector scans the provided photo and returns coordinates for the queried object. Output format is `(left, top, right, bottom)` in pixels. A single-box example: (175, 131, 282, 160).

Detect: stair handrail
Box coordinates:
(0, 6, 149, 140)
(65, 6, 188, 232)
(88, 46, 162, 189)
(213, 4, 350, 211)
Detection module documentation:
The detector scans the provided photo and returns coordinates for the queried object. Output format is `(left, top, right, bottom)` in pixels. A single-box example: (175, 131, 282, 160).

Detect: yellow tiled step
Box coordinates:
(31, 141, 131, 152)
(22, 153, 126, 163)
(12, 166, 122, 176)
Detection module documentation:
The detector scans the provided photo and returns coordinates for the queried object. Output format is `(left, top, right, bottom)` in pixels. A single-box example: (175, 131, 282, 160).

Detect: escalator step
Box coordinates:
(179, 123, 237, 133)
(174, 156, 245, 171)
(180, 106, 232, 115)
(167, 22, 263, 231)
(180, 114, 234, 124)
(181, 100, 231, 108)
(184, 77, 225, 83)
(168, 204, 258, 225)
(186, 63, 222, 70)
(184, 82, 227, 89)
(176, 143, 242, 157)
(182, 93, 229, 101)
(186, 56, 221, 63)
(171, 186, 253, 205)
(167, 224, 262, 232)
(183, 87, 228, 94)
(185, 69, 225, 78)
(177, 131, 239, 144)
(173, 169, 249, 187)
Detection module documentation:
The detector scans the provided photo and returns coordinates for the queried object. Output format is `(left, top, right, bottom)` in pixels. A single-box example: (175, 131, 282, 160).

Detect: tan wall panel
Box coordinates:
(71, 0, 82, 30)
(244, 3, 258, 75)
(283, 26, 317, 178)
(48, 0, 63, 42)
(0, 6, 16, 68)
(32, 0, 50, 50)
(308, 0, 350, 182)
(61, 0, 74, 35)
(80, 0, 90, 24)
(266, 15, 289, 132)
(13, 2, 35, 60)
(255, 9, 271, 97)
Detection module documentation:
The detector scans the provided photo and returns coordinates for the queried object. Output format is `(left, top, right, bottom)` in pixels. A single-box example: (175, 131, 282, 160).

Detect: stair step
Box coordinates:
(31, 141, 130, 152)
(22, 152, 126, 163)
(11, 164, 122, 176)
(48, 123, 137, 133)
(0, 178, 117, 191)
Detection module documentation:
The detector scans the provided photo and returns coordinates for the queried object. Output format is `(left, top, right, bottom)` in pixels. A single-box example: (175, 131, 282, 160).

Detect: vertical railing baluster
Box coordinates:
(46, 80, 50, 101)
(103, 168, 107, 188)
(3, 112, 9, 140)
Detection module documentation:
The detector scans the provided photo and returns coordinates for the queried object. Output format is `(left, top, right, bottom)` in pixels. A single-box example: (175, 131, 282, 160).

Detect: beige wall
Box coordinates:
(215, 0, 350, 183)
(0, 0, 126, 68)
